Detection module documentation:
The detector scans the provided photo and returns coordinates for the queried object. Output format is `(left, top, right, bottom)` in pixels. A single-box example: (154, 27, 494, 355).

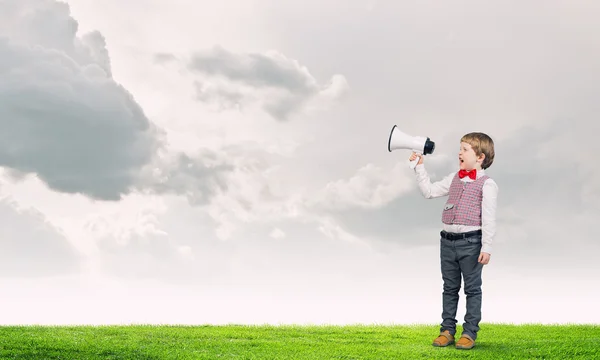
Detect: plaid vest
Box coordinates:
(441, 172, 490, 226)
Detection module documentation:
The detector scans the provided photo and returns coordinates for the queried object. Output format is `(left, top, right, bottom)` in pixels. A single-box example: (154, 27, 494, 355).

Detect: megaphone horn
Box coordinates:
(387, 125, 435, 169)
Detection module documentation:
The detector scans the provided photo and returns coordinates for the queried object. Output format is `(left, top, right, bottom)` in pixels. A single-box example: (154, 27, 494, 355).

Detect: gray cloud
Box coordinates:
(137, 151, 234, 205)
(191, 46, 313, 91)
(0, 0, 160, 200)
(187, 46, 349, 120)
(0, 198, 81, 277)
(153, 52, 178, 65)
(0, 0, 237, 204)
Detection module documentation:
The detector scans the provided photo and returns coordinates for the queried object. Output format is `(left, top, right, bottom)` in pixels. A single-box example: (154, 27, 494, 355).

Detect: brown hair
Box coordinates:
(461, 132, 495, 169)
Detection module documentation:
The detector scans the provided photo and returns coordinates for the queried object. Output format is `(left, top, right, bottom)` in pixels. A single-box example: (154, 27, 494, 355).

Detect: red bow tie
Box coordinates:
(458, 169, 477, 180)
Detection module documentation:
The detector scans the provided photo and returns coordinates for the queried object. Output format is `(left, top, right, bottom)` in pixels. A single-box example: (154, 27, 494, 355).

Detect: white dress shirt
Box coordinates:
(413, 164, 498, 254)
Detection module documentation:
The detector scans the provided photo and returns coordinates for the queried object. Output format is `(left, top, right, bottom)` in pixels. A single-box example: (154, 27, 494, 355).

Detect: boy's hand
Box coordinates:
(409, 152, 424, 165)
(478, 252, 490, 265)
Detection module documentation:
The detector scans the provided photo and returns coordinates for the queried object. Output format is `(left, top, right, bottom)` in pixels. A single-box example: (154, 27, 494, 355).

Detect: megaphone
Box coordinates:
(387, 125, 435, 169)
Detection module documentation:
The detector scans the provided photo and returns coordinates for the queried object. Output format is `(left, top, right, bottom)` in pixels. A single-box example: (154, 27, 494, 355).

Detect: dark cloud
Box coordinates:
(0, 0, 236, 204)
(0, 0, 160, 200)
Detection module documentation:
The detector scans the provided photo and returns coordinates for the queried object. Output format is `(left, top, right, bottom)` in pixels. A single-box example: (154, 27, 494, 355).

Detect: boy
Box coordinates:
(408, 132, 498, 350)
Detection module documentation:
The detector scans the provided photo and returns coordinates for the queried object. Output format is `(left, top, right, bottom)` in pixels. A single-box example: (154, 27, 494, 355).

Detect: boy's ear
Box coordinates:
(477, 152, 485, 163)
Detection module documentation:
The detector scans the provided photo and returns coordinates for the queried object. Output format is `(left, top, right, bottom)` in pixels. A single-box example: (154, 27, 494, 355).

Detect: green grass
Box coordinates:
(0, 323, 599, 359)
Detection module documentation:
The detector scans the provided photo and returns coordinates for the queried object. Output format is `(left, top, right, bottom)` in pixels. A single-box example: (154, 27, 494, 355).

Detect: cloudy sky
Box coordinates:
(0, 0, 598, 325)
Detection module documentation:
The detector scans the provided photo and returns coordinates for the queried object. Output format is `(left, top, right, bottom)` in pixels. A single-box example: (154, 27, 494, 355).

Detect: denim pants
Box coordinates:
(439, 233, 484, 340)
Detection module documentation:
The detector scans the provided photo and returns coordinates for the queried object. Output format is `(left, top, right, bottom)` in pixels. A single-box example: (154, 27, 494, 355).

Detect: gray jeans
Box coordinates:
(439, 233, 484, 340)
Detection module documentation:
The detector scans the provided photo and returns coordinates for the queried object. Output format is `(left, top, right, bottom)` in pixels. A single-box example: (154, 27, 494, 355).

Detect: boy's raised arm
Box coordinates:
(413, 163, 454, 199)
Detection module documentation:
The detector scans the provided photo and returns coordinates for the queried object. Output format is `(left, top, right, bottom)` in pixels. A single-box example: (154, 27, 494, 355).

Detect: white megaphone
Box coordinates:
(387, 125, 435, 169)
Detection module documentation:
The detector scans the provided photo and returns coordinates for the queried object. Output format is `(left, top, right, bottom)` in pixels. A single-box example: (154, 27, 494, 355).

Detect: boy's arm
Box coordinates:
(481, 179, 499, 254)
(413, 164, 454, 199)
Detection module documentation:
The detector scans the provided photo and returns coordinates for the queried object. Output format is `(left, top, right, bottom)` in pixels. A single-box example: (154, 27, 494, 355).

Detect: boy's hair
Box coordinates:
(461, 132, 495, 169)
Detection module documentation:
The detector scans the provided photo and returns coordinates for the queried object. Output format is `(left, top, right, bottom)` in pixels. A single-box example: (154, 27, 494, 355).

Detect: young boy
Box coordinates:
(409, 132, 498, 350)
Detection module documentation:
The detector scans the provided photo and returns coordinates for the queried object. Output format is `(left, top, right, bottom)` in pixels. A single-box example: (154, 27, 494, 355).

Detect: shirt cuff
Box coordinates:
(481, 244, 492, 254)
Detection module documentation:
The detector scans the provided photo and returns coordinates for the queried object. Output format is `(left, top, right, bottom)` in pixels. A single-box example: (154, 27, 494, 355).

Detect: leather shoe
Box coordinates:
(456, 334, 475, 349)
(432, 330, 454, 347)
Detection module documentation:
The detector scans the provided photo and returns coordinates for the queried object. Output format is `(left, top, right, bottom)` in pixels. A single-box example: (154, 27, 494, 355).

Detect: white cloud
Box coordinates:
(309, 161, 416, 211)
(204, 155, 298, 240)
(269, 227, 286, 239)
(317, 216, 373, 248)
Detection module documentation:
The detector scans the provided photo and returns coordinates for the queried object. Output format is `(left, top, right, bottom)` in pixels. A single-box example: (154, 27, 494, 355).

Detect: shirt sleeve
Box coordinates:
(481, 178, 499, 254)
(413, 164, 454, 199)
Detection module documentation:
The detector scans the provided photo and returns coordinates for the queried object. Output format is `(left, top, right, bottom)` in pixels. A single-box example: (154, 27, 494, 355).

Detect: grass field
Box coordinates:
(0, 323, 599, 359)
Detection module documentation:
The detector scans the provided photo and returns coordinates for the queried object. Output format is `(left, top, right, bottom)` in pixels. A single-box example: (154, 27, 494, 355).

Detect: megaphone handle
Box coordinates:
(409, 153, 422, 169)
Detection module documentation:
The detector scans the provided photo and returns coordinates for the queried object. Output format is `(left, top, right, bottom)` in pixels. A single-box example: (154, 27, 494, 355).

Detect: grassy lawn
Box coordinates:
(0, 323, 599, 359)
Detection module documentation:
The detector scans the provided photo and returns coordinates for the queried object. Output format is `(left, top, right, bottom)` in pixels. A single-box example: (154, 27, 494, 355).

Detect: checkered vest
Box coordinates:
(441, 172, 490, 226)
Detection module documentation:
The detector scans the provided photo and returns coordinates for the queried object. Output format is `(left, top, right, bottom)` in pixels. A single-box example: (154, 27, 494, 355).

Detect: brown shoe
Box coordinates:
(455, 334, 475, 349)
(432, 330, 455, 347)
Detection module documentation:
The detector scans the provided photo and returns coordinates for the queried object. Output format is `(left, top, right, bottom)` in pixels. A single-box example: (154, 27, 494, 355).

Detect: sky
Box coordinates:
(0, 0, 599, 325)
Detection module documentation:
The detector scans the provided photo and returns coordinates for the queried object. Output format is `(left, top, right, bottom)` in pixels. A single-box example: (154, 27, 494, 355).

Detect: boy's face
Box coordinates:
(459, 142, 484, 170)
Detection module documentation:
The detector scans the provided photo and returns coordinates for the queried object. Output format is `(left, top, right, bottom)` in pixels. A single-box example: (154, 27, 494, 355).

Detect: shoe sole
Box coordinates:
(432, 340, 454, 347)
